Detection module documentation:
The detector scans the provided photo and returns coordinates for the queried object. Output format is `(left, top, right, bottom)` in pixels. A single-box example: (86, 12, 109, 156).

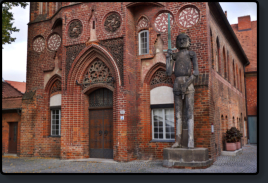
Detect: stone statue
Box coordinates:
(166, 33, 199, 148)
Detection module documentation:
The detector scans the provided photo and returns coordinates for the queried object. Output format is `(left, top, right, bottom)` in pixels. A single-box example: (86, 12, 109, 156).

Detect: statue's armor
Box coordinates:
(172, 50, 196, 95)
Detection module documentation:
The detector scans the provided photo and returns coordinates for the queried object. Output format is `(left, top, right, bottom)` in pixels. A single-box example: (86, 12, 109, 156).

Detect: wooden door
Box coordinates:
(89, 88, 113, 159)
(8, 122, 18, 153)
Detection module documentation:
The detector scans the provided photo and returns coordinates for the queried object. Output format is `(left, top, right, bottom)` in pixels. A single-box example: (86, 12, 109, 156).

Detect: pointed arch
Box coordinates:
(210, 28, 214, 69)
(223, 46, 227, 79)
(67, 43, 121, 92)
(216, 37, 220, 73)
(45, 74, 62, 93)
(136, 15, 150, 31)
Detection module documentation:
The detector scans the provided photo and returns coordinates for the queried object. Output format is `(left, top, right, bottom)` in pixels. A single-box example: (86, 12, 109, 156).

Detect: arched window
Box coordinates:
(233, 60, 236, 87)
(236, 64, 239, 90)
(233, 117, 235, 127)
(227, 51, 230, 82)
(216, 37, 220, 73)
(150, 70, 174, 141)
(139, 30, 149, 55)
(223, 46, 227, 79)
(50, 80, 62, 136)
(239, 68, 242, 92)
(210, 29, 214, 69)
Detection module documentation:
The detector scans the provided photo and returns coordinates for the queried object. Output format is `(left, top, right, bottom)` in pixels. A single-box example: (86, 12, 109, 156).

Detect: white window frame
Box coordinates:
(151, 108, 175, 140)
(51, 109, 61, 136)
(139, 30, 149, 55)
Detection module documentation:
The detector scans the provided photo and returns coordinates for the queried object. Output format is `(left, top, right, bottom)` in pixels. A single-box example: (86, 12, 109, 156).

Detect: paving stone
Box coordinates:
(2, 145, 257, 173)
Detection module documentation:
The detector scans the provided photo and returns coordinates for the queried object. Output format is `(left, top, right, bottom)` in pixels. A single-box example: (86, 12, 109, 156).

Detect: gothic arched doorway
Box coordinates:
(88, 88, 113, 159)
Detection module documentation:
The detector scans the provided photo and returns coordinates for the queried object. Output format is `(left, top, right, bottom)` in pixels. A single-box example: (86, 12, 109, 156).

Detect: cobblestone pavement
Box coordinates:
(2, 144, 257, 173)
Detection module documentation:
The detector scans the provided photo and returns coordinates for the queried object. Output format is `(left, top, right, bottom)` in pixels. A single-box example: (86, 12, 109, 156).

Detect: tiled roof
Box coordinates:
(2, 82, 23, 98)
(5, 80, 26, 93)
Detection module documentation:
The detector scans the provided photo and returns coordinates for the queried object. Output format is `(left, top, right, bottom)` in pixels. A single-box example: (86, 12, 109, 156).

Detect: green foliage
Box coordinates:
(2, 2, 28, 48)
(224, 127, 243, 142)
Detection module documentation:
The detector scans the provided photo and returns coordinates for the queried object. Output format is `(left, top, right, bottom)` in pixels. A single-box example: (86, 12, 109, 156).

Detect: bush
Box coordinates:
(224, 127, 243, 142)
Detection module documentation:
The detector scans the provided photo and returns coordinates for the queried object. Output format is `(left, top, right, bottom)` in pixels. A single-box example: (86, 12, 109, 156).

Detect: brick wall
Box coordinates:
(209, 7, 248, 160)
(231, 17, 257, 117)
(22, 2, 248, 161)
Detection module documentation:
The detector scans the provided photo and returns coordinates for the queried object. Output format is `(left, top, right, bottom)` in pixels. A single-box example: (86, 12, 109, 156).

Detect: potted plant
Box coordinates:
(235, 130, 243, 149)
(224, 127, 238, 151)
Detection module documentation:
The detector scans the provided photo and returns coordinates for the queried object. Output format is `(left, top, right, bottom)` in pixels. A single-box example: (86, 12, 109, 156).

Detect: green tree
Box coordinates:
(2, 2, 28, 48)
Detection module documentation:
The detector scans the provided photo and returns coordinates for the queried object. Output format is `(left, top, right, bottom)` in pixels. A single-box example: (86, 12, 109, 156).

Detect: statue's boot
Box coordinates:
(187, 118, 194, 148)
(172, 134, 182, 148)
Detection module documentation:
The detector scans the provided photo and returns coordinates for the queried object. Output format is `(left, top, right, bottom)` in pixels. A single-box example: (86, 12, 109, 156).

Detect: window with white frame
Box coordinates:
(51, 109, 61, 136)
(152, 108, 175, 140)
(139, 30, 149, 55)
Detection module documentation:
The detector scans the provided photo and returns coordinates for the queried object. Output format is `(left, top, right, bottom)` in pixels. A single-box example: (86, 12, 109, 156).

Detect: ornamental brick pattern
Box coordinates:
(137, 17, 149, 31)
(47, 34, 61, 51)
(33, 37, 45, 52)
(154, 12, 174, 32)
(178, 7, 199, 28)
(17, 2, 248, 163)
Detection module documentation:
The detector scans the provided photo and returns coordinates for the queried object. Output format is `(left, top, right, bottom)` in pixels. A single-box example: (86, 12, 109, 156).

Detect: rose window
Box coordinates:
(47, 34, 61, 51)
(33, 37, 45, 52)
(178, 7, 200, 28)
(154, 12, 174, 33)
(104, 13, 121, 33)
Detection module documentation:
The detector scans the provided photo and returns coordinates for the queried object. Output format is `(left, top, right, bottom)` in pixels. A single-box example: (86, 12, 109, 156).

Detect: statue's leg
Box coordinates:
(172, 94, 183, 148)
(186, 92, 195, 148)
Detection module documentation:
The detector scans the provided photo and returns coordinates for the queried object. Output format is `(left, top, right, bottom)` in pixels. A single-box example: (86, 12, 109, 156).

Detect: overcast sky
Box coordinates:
(2, 2, 257, 82)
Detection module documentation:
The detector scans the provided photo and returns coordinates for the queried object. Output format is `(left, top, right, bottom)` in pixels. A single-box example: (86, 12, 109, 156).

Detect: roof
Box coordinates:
(2, 82, 23, 98)
(5, 80, 26, 93)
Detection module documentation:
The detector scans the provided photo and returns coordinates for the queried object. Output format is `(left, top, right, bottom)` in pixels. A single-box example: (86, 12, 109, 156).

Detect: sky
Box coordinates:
(2, 2, 257, 82)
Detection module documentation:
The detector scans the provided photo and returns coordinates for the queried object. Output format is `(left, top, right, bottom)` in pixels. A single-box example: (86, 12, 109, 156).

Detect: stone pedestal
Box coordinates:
(163, 148, 213, 169)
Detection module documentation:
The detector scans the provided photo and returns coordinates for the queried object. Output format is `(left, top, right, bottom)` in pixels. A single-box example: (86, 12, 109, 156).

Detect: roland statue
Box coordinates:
(166, 33, 199, 149)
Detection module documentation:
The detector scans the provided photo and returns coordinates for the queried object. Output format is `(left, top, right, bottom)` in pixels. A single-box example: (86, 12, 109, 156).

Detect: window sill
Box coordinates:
(150, 139, 175, 143)
(139, 54, 155, 60)
(48, 135, 61, 138)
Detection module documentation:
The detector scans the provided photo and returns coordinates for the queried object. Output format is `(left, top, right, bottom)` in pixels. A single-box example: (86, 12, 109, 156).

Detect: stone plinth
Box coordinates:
(163, 148, 213, 169)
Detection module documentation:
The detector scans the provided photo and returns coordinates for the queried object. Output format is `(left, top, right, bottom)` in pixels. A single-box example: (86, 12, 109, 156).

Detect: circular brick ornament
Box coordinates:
(47, 34, 61, 51)
(68, 20, 83, 39)
(33, 37, 45, 52)
(154, 12, 174, 33)
(178, 7, 200, 28)
(104, 13, 121, 33)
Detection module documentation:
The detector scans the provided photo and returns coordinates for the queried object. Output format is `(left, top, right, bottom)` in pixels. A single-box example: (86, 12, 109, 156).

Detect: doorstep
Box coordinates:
(221, 149, 243, 156)
(3, 153, 18, 157)
(62, 158, 118, 163)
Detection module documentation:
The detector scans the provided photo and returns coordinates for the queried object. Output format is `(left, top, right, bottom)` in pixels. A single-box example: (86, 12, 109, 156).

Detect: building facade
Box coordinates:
(231, 15, 257, 144)
(2, 80, 25, 155)
(18, 2, 249, 161)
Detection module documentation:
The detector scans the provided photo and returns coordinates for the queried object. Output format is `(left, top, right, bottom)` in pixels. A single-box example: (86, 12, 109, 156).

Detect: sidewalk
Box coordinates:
(2, 144, 257, 173)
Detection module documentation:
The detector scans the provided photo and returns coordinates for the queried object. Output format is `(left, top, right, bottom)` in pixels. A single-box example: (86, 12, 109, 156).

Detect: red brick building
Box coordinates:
(231, 15, 257, 144)
(18, 2, 249, 161)
(2, 80, 25, 155)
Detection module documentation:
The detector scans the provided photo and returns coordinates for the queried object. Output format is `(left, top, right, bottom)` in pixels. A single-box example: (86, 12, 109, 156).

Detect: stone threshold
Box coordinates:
(221, 149, 243, 156)
(3, 153, 18, 157)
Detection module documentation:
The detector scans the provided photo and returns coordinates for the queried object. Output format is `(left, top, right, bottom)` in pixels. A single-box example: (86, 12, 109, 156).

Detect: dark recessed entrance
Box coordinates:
(8, 122, 18, 153)
(89, 88, 113, 159)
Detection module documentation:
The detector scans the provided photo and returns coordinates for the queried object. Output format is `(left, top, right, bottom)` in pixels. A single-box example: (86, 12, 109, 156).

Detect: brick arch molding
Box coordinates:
(143, 62, 175, 85)
(67, 43, 121, 92)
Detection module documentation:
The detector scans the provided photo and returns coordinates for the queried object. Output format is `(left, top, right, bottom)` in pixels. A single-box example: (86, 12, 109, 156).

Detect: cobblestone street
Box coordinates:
(2, 144, 257, 173)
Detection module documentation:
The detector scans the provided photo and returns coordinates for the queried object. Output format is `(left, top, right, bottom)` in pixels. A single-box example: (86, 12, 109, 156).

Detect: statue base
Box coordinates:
(163, 148, 213, 169)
